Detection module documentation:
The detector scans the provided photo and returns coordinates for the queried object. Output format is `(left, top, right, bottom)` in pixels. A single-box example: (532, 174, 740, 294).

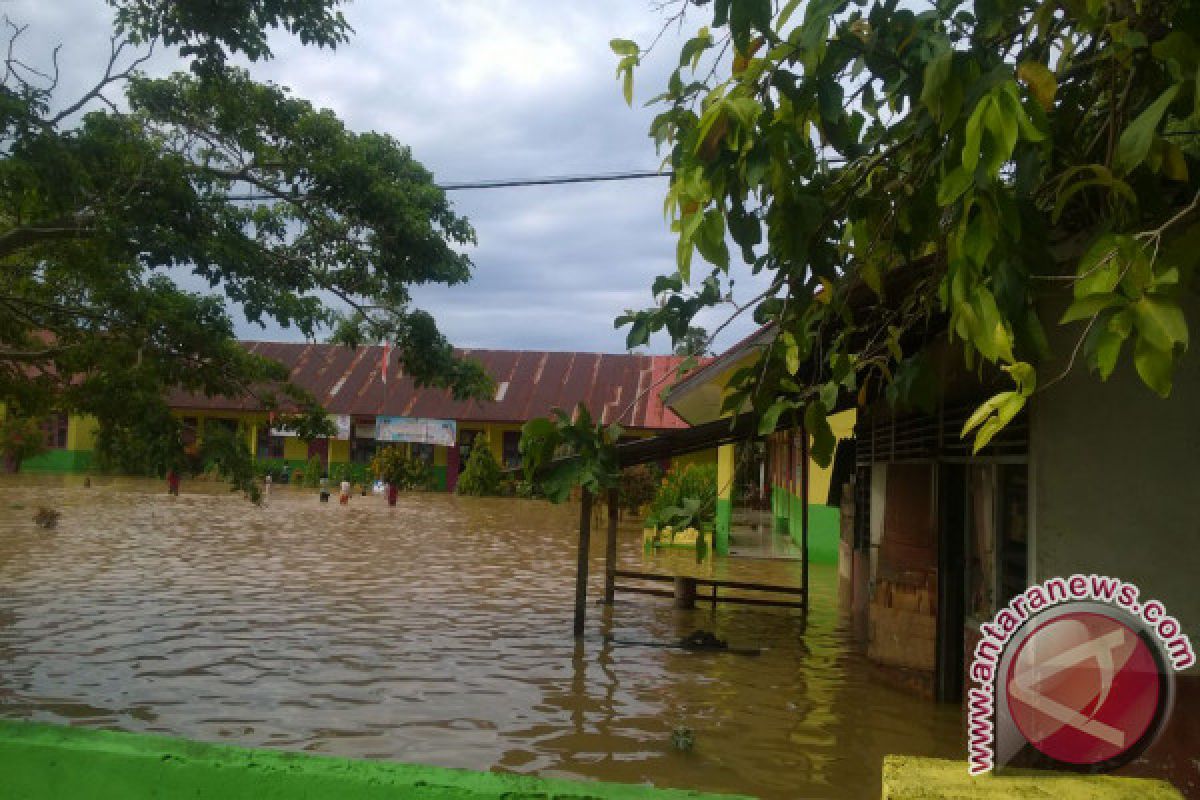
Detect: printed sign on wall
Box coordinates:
(271, 414, 351, 440)
(375, 417, 457, 447)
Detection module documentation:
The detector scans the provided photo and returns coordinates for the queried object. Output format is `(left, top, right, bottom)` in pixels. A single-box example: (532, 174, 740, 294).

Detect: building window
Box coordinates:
(40, 413, 68, 449)
(412, 443, 434, 464)
(457, 429, 482, 473)
(502, 431, 521, 469)
(350, 436, 377, 464)
(256, 426, 284, 459)
(966, 463, 1029, 620)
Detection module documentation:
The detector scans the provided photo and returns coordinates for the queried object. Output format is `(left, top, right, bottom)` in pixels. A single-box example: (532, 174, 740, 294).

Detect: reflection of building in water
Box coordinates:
(2, 343, 711, 491)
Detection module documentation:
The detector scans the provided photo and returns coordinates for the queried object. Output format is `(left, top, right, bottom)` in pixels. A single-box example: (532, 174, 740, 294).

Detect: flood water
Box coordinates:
(0, 477, 962, 798)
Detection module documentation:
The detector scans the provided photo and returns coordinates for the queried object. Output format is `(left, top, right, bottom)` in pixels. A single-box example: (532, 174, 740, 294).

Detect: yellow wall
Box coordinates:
(672, 448, 718, 469)
(805, 409, 856, 504)
(282, 437, 308, 461)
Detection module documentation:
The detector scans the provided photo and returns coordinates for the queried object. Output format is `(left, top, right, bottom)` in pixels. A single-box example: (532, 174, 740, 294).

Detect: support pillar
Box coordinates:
(573, 489, 594, 636)
(715, 443, 734, 555)
(673, 576, 697, 609)
(603, 488, 618, 604)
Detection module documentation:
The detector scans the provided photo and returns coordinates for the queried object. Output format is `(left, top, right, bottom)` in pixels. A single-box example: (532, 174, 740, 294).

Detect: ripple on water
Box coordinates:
(0, 476, 961, 799)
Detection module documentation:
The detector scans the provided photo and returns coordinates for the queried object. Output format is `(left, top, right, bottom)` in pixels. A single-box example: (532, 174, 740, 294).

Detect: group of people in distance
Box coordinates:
(165, 468, 395, 506)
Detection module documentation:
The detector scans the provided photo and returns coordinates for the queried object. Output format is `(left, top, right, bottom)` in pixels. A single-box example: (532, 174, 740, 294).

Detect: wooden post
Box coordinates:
(674, 576, 697, 609)
(573, 489, 594, 636)
(604, 488, 619, 604)
(800, 420, 810, 611)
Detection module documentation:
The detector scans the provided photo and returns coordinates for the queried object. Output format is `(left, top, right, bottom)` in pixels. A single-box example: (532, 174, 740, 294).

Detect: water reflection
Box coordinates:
(0, 476, 961, 798)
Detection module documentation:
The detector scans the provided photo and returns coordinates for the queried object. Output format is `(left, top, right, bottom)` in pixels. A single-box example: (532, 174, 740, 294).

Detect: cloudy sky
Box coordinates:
(9, 1, 769, 355)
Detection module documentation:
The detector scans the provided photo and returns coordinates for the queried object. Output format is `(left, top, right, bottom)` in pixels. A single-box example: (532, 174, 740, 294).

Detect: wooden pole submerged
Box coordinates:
(801, 420, 810, 612)
(604, 488, 618, 605)
(573, 488, 594, 636)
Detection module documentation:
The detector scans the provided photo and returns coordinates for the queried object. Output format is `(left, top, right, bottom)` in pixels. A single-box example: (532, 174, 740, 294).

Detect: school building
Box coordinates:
(10, 343, 701, 490)
(664, 324, 855, 562)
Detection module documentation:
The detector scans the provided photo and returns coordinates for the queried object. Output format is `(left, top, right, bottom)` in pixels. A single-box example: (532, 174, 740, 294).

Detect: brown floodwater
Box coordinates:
(0, 476, 962, 798)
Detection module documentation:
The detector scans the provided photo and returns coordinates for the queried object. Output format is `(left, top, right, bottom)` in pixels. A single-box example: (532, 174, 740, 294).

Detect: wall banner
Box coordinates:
(375, 417, 457, 447)
(271, 414, 351, 440)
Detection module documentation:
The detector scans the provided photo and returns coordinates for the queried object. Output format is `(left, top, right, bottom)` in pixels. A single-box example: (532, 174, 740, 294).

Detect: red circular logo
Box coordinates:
(1006, 611, 1163, 766)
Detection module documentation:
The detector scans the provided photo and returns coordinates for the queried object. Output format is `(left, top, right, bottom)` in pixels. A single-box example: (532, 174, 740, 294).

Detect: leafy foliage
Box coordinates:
(301, 454, 323, 488)
(0, 415, 46, 470)
(456, 434, 502, 496)
(519, 405, 622, 503)
(0, 1, 490, 498)
(619, 463, 662, 513)
(370, 446, 433, 491)
(617, 0, 1199, 457)
(647, 463, 718, 531)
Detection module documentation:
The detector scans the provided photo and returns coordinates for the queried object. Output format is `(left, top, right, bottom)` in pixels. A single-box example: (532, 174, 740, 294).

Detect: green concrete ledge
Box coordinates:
(881, 755, 1183, 799)
(0, 720, 751, 800)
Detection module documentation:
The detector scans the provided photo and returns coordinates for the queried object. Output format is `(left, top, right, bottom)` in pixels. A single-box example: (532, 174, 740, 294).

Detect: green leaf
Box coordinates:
(962, 96, 989, 173)
(1134, 336, 1173, 397)
(937, 166, 973, 206)
(1074, 235, 1128, 298)
(610, 39, 639, 56)
(804, 401, 836, 468)
(1116, 83, 1181, 174)
(921, 51, 953, 119)
(758, 400, 789, 435)
(622, 68, 634, 106)
(1090, 328, 1124, 380)
(1017, 61, 1056, 111)
(1059, 293, 1124, 324)
(1132, 295, 1189, 352)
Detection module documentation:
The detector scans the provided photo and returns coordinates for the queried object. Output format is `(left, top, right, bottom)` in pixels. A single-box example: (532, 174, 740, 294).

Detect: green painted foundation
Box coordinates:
(0, 720, 750, 800)
(881, 755, 1182, 799)
(770, 487, 839, 565)
(19, 449, 94, 474)
(715, 496, 732, 555)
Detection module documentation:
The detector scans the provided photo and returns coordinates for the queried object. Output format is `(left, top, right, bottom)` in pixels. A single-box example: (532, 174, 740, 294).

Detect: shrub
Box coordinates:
(648, 463, 717, 531)
(302, 454, 323, 488)
(456, 434, 502, 496)
(619, 463, 661, 513)
(370, 446, 432, 490)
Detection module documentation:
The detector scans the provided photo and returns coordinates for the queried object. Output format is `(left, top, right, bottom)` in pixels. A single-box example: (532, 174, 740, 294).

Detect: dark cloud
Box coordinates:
(8, 0, 770, 355)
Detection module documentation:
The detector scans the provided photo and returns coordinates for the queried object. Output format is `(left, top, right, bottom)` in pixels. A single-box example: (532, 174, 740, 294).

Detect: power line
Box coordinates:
(438, 169, 672, 191)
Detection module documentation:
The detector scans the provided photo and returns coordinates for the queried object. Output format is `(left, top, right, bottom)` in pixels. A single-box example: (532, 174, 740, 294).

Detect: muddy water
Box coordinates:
(0, 477, 961, 798)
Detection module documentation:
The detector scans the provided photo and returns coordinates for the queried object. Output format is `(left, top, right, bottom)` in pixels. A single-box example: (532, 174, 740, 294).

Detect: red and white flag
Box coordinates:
(380, 341, 392, 385)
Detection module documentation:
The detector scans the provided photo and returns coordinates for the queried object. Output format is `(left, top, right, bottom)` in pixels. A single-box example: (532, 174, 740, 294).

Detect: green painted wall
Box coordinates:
(19, 449, 93, 474)
(770, 486, 839, 565)
(0, 720, 748, 800)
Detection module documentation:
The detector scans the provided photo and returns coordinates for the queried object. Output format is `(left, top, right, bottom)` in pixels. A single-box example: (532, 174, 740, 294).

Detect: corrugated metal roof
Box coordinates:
(169, 343, 698, 430)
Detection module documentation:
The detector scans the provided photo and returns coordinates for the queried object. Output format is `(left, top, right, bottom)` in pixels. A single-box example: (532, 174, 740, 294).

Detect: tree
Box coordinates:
(456, 434, 502, 496)
(0, 1, 492, 494)
(674, 325, 710, 356)
(0, 415, 46, 473)
(613, 0, 1199, 461)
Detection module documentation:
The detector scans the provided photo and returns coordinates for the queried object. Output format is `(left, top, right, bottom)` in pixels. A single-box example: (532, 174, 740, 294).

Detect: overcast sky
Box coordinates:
(8, 1, 770, 355)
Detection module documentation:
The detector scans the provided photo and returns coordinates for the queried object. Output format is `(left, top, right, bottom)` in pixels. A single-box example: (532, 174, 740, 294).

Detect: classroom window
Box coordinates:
(501, 431, 521, 469)
(40, 413, 68, 449)
(256, 426, 285, 459)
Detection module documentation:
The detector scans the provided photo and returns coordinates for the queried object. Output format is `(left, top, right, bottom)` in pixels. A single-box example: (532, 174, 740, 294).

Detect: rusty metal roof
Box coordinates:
(169, 342, 698, 430)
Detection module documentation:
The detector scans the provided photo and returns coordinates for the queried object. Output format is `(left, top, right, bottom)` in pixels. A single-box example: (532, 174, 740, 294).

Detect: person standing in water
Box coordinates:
(319, 474, 330, 503)
(339, 478, 351, 505)
(166, 468, 181, 496)
(263, 474, 272, 502)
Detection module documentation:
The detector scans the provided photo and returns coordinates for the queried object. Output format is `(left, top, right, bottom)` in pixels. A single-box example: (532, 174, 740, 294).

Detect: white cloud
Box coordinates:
(8, 0, 770, 355)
